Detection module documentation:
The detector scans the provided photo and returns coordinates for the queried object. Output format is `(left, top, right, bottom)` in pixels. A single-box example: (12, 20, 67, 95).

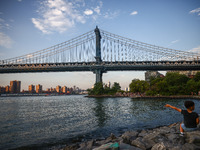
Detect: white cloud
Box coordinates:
(94, 1, 102, 15)
(104, 11, 119, 19)
(18, 0, 22, 2)
(189, 46, 200, 54)
(130, 11, 138, 16)
(94, 6, 100, 14)
(32, 0, 119, 33)
(84, 9, 93, 15)
(189, 8, 200, 16)
(0, 18, 11, 30)
(32, 0, 86, 34)
(171, 40, 179, 44)
(168, 39, 180, 46)
(0, 32, 13, 48)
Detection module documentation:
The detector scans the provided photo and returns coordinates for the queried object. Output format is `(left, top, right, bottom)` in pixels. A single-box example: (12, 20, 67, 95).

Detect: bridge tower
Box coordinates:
(94, 26, 105, 83)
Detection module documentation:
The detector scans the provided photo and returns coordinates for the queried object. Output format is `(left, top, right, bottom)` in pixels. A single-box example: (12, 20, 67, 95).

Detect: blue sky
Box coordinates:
(0, 0, 200, 91)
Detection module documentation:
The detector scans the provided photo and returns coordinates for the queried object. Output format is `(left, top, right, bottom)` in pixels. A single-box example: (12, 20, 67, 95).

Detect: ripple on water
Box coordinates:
(0, 96, 199, 149)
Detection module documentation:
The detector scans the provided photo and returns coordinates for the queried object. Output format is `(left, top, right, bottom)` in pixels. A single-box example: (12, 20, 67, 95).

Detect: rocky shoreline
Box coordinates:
(86, 95, 200, 100)
(63, 123, 200, 150)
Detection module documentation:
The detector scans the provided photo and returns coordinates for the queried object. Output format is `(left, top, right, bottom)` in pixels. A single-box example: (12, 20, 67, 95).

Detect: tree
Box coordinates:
(88, 82, 104, 95)
(129, 79, 149, 93)
(112, 82, 121, 92)
(186, 79, 199, 95)
(156, 80, 168, 95)
(194, 72, 200, 82)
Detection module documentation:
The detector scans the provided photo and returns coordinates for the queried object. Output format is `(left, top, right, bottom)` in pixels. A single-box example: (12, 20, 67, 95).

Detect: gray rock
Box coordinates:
(93, 142, 119, 150)
(110, 133, 117, 140)
(141, 138, 156, 149)
(169, 146, 183, 150)
(151, 142, 166, 150)
(95, 139, 110, 146)
(185, 131, 200, 146)
(77, 140, 94, 150)
(63, 124, 200, 150)
(131, 137, 146, 150)
(143, 132, 168, 143)
(119, 142, 142, 150)
(64, 144, 79, 150)
(143, 132, 160, 141)
(182, 143, 200, 150)
(121, 131, 139, 144)
(166, 133, 185, 145)
(138, 130, 148, 137)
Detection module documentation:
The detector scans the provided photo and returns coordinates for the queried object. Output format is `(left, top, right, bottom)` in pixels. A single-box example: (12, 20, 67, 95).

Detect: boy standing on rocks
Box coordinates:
(165, 101, 199, 135)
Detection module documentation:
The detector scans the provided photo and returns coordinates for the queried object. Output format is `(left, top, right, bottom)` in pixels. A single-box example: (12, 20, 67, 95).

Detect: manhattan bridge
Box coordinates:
(0, 27, 200, 83)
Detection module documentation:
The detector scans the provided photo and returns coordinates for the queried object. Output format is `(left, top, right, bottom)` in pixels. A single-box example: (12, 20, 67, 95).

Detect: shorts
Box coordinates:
(181, 123, 197, 132)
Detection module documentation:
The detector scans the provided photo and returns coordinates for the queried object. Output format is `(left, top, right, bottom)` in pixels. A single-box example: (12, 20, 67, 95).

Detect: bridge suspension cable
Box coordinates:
(1, 30, 96, 65)
(100, 29, 200, 62)
(1, 28, 200, 65)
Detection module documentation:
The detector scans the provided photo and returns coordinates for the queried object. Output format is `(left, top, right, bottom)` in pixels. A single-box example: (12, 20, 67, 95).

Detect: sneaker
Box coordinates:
(180, 132, 184, 136)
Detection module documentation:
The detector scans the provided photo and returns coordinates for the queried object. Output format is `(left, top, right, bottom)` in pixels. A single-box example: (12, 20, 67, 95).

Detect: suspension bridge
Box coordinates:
(0, 26, 200, 83)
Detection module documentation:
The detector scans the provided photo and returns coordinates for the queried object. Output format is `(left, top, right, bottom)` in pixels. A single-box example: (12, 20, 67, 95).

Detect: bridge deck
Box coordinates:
(0, 61, 200, 73)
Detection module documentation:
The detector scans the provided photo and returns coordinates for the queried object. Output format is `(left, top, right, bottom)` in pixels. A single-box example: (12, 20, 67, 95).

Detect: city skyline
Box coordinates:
(0, 0, 200, 90)
(0, 80, 84, 92)
(0, 79, 130, 92)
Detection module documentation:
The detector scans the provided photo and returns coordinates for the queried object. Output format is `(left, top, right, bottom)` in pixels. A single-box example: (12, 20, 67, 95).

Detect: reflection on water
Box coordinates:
(0, 96, 199, 149)
(93, 98, 109, 127)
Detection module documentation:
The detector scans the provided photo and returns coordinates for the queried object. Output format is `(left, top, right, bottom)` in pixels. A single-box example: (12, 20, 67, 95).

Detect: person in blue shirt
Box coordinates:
(165, 101, 199, 135)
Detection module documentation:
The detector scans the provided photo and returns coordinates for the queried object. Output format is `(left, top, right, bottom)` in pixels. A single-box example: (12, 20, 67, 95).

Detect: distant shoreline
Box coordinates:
(0, 93, 86, 97)
(86, 95, 200, 100)
(1, 94, 200, 100)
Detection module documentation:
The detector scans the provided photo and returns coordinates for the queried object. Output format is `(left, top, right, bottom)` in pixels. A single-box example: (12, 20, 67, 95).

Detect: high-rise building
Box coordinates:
(145, 71, 164, 82)
(50, 87, 55, 93)
(0, 86, 5, 94)
(125, 87, 130, 92)
(29, 85, 35, 93)
(5, 86, 10, 93)
(62, 86, 67, 93)
(108, 82, 111, 88)
(10, 80, 21, 93)
(36, 84, 42, 93)
(46, 88, 50, 93)
(56, 85, 61, 93)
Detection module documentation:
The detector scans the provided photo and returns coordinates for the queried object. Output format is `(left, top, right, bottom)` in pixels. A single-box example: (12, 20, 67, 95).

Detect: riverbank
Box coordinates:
(63, 122, 200, 150)
(86, 95, 200, 100)
(0, 93, 86, 97)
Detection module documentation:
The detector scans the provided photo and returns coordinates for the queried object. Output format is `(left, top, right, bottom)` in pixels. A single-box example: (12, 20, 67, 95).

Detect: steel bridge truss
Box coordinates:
(100, 29, 199, 62)
(0, 27, 200, 74)
(0, 30, 96, 65)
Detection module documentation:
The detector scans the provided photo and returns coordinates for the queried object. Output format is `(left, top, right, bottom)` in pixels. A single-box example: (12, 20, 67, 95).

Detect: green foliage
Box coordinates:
(88, 82, 104, 95)
(88, 82, 121, 95)
(88, 72, 200, 96)
(146, 72, 200, 96)
(194, 72, 200, 82)
(112, 82, 121, 92)
(128, 72, 200, 96)
(129, 79, 149, 93)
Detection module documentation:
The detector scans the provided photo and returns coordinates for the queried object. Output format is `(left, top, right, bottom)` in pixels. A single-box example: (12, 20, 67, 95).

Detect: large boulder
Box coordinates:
(121, 131, 139, 144)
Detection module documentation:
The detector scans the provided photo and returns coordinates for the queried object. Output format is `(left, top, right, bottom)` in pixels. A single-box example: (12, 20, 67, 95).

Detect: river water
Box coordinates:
(0, 95, 199, 149)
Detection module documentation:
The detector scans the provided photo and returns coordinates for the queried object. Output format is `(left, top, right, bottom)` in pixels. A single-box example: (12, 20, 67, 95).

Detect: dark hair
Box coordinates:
(184, 101, 194, 109)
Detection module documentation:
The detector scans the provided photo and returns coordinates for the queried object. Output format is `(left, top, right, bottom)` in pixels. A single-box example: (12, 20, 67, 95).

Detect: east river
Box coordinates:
(0, 95, 199, 149)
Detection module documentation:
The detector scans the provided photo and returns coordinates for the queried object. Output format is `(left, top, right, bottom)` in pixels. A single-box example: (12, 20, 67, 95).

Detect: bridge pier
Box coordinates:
(94, 69, 103, 83)
(94, 26, 103, 84)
